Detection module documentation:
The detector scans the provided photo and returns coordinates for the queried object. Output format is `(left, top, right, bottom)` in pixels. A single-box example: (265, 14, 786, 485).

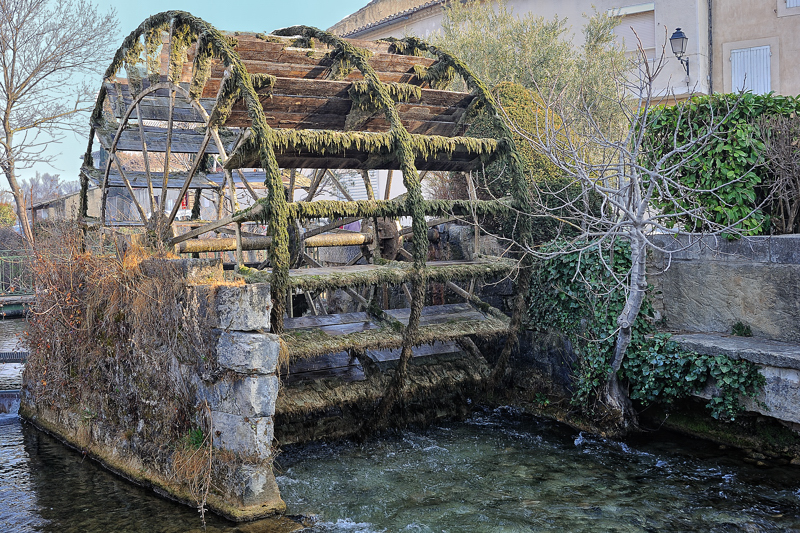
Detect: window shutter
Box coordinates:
(731, 45, 771, 94)
(788, 0, 800, 8)
(614, 10, 656, 52)
(336, 171, 380, 201)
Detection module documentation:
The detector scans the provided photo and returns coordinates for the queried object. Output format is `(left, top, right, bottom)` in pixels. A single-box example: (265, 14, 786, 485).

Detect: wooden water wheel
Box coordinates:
(81, 12, 531, 396)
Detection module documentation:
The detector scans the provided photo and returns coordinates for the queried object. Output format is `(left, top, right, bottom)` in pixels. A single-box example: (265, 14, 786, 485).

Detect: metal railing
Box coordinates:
(0, 251, 34, 297)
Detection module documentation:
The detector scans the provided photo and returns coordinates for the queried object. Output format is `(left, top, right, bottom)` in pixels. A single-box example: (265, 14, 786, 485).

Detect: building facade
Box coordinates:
(331, 0, 800, 98)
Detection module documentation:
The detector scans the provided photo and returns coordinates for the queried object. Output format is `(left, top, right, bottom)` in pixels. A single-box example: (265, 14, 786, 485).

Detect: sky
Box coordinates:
(29, 0, 369, 184)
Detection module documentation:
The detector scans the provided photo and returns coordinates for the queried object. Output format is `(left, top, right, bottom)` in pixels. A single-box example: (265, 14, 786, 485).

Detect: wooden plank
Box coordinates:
(224, 110, 464, 135)
(102, 127, 237, 154)
(107, 78, 473, 127)
(385, 303, 476, 323)
(288, 352, 355, 372)
(284, 351, 366, 384)
(283, 363, 366, 384)
(366, 340, 462, 368)
(284, 311, 371, 330)
(316, 321, 379, 336)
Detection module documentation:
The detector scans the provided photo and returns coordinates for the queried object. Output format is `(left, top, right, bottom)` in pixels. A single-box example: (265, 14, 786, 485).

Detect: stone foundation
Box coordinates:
(648, 235, 800, 432)
(20, 258, 284, 521)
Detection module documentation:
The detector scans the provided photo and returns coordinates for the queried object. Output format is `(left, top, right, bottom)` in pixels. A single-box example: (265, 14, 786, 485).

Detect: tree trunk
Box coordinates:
(603, 232, 648, 434)
(2, 156, 34, 245)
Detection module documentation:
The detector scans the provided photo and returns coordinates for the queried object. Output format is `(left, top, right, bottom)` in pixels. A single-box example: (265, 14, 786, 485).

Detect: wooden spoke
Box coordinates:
(165, 128, 213, 225)
(159, 85, 176, 211)
(110, 153, 149, 223)
(135, 102, 156, 214)
(384, 169, 393, 200)
(304, 168, 325, 202)
(325, 170, 353, 201)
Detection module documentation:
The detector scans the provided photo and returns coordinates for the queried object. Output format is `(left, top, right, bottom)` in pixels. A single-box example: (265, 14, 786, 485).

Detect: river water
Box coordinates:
(3, 319, 800, 532)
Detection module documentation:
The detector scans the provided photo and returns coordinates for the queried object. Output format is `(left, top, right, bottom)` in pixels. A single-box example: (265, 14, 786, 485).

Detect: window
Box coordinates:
(613, 8, 656, 55)
(731, 45, 771, 94)
(788, 0, 800, 8)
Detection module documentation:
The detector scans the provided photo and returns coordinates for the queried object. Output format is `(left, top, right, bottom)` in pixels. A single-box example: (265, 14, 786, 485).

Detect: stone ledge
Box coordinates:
(650, 234, 800, 265)
(673, 333, 800, 370)
(674, 333, 800, 425)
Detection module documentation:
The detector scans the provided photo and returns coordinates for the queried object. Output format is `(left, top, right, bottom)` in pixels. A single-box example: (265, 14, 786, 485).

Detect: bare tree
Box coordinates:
(21, 171, 79, 206)
(0, 0, 117, 243)
(509, 41, 760, 431)
(759, 114, 800, 234)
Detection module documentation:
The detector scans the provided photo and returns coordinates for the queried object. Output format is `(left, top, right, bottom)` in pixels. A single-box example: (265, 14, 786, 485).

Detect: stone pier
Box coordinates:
(20, 258, 285, 521)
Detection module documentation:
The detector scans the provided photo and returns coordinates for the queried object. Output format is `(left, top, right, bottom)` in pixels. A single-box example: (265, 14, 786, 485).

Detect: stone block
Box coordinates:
(770, 235, 800, 264)
(235, 464, 283, 507)
(445, 224, 475, 260)
(649, 234, 771, 263)
(200, 375, 279, 418)
(214, 283, 271, 331)
(216, 331, 280, 374)
(211, 411, 273, 458)
(655, 261, 800, 342)
(744, 366, 800, 425)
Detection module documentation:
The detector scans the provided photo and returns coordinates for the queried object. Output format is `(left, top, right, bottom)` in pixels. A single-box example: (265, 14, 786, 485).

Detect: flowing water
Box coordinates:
(3, 319, 800, 532)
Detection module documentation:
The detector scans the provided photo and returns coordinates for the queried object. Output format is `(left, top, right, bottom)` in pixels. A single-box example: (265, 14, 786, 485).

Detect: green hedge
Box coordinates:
(644, 92, 800, 235)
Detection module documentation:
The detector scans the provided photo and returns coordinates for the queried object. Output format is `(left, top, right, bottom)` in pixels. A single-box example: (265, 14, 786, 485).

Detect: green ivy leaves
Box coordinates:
(622, 334, 764, 420)
(529, 240, 765, 419)
(644, 92, 800, 235)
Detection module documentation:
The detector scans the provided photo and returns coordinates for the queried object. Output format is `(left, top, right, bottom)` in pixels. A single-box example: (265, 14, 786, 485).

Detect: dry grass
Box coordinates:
(22, 223, 220, 509)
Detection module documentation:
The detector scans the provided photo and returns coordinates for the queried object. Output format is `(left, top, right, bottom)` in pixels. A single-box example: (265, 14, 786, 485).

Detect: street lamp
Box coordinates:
(670, 28, 690, 78)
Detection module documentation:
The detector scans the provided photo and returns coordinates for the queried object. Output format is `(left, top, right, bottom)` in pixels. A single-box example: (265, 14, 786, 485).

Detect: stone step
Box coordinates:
(672, 333, 800, 370)
(673, 332, 800, 426)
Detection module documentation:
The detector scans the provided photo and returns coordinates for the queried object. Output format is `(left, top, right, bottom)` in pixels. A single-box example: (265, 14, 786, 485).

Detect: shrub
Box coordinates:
(644, 92, 800, 235)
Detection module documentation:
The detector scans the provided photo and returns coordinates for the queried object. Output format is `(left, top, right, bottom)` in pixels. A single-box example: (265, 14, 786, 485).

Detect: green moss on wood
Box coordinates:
(240, 257, 516, 292)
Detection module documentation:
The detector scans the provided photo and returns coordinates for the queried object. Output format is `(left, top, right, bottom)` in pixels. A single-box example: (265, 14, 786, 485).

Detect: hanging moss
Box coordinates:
(190, 31, 213, 100)
(123, 40, 145, 95)
(169, 23, 193, 83)
(346, 81, 423, 130)
(349, 81, 422, 109)
(281, 310, 509, 360)
(240, 257, 516, 292)
(145, 24, 166, 85)
(228, 129, 502, 169)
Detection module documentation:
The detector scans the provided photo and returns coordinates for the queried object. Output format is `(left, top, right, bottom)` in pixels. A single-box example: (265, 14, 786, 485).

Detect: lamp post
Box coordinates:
(670, 28, 690, 78)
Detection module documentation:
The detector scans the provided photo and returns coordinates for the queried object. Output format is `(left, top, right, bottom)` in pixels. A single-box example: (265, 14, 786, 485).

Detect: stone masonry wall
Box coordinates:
(20, 258, 285, 521)
(648, 234, 800, 343)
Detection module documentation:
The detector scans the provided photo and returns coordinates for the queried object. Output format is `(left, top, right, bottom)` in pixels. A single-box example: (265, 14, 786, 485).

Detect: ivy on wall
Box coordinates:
(528, 239, 764, 419)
